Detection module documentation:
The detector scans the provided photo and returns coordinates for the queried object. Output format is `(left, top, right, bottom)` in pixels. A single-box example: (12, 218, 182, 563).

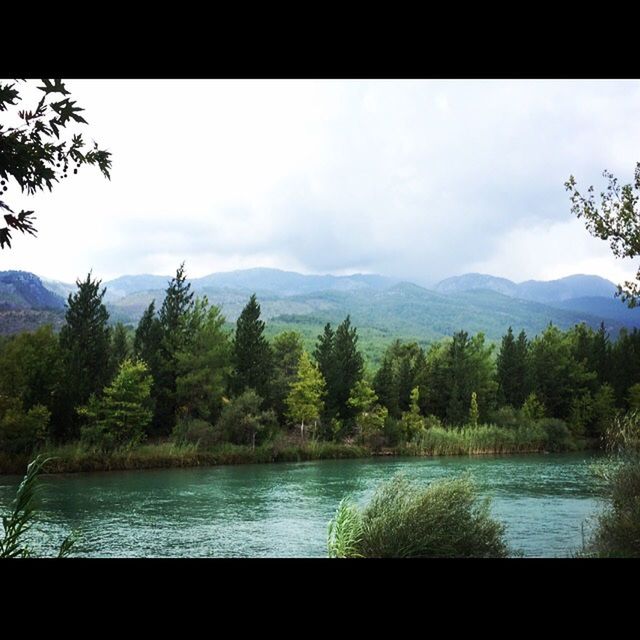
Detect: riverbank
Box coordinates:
(0, 424, 595, 475)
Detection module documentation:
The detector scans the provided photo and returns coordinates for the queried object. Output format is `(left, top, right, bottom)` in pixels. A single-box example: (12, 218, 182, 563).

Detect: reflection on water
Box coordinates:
(0, 453, 605, 557)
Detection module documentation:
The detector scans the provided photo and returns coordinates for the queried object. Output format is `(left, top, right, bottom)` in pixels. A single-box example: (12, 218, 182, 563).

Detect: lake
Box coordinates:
(0, 452, 605, 557)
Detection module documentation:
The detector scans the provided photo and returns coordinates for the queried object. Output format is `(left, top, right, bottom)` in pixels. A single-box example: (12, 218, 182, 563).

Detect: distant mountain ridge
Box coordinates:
(0, 271, 65, 311)
(434, 272, 617, 302)
(1, 268, 639, 345)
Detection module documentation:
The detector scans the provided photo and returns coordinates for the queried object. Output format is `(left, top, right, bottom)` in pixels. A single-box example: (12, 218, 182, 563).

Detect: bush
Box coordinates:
(216, 390, 277, 448)
(585, 411, 640, 557)
(327, 474, 509, 558)
(490, 405, 524, 429)
(78, 359, 153, 452)
(0, 396, 49, 455)
(172, 417, 221, 449)
(537, 418, 573, 452)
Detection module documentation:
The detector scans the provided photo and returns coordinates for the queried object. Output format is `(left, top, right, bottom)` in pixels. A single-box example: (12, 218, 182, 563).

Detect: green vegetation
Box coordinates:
(0, 456, 75, 558)
(583, 411, 640, 557)
(0, 79, 112, 250)
(327, 474, 509, 558)
(1, 261, 638, 475)
(566, 164, 640, 307)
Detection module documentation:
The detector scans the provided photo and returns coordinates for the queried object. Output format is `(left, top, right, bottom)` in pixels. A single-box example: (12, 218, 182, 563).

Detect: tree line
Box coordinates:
(1, 264, 639, 456)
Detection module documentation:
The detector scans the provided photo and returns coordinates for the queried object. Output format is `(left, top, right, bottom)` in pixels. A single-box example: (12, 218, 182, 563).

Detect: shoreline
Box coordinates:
(0, 438, 594, 476)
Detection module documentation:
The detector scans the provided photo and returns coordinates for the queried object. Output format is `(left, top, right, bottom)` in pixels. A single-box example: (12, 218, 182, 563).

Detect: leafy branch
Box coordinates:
(565, 164, 640, 308)
(0, 79, 112, 249)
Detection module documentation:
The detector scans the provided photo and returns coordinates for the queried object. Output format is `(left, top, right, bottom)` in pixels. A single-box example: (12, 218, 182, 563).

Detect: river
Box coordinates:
(0, 452, 605, 557)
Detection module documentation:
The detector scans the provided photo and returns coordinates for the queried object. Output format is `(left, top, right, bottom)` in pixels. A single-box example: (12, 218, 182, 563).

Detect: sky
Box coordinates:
(2, 79, 639, 287)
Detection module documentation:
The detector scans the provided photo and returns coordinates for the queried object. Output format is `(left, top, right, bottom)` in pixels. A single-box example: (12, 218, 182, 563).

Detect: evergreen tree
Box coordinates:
(286, 351, 326, 440)
(314, 323, 337, 420)
(399, 387, 425, 442)
(55, 272, 111, 440)
(373, 355, 399, 417)
(232, 294, 273, 400)
(134, 301, 163, 370)
(175, 304, 232, 423)
(79, 359, 153, 451)
(109, 322, 130, 378)
(332, 316, 365, 425)
(153, 264, 196, 434)
(270, 331, 304, 422)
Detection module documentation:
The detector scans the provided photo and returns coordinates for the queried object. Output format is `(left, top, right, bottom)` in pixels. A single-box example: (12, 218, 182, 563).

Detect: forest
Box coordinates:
(1, 262, 639, 473)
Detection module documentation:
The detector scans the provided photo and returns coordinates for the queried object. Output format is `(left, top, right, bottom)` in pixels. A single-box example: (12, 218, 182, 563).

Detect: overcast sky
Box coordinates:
(2, 79, 639, 287)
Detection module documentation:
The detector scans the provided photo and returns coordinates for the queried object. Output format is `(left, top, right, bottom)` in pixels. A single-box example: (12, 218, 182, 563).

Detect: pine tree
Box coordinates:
(399, 387, 425, 442)
(373, 355, 399, 417)
(55, 272, 111, 439)
(496, 327, 519, 407)
(79, 359, 153, 451)
(175, 304, 232, 423)
(153, 264, 196, 434)
(232, 294, 273, 399)
(109, 322, 130, 378)
(314, 323, 336, 420)
(286, 351, 326, 440)
(332, 316, 364, 425)
(133, 301, 163, 372)
(270, 331, 304, 422)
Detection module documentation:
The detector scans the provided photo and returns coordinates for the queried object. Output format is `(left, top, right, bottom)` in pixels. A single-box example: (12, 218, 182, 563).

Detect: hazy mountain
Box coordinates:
(98, 267, 400, 301)
(435, 272, 618, 303)
(516, 274, 617, 303)
(3, 269, 640, 358)
(0, 271, 65, 311)
(435, 273, 518, 297)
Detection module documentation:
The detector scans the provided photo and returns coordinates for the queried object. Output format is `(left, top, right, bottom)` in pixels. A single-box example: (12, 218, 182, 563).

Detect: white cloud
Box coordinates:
(2, 79, 639, 287)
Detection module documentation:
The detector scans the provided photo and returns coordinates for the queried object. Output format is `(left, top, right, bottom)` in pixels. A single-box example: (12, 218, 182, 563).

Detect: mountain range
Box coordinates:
(1, 268, 639, 361)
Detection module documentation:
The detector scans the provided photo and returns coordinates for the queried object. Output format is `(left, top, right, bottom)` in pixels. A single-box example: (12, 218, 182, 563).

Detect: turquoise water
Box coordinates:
(0, 453, 605, 557)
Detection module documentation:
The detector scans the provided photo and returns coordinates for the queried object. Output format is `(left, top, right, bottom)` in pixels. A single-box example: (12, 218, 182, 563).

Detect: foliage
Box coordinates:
(328, 474, 509, 558)
(398, 387, 425, 443)
(347, 379, 387, 448)
(269, 331, 304, 421)
(216, 389, 277, 449)
(469, 391, 479, 427)
(628, 383, 640, 412)
(56, 272, 111, 440)
(1, 456, 75, 558)
(286, 351, 326, 439)
(175, 303, 231, 423)
(79, 359, 152, 452)
(521, 392, 546, 421)
(584, 411, 640, 557)
(0, 324, 62, 415)
(231, 294, 273, 400)
(172, 417, 221, 449)
(154, 263, 196, 434)
(0, 395, 49, 454)
(327, 498, 364, 558)
(566, 164, 640, 307)
(537, 418, 573, 452)
(0, 79, 111, 249)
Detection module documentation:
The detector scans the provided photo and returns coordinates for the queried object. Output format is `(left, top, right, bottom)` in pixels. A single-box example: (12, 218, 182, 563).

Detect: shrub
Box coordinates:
(172, 417, 221, 449)
(216, 390, 278, 448)
(537, 418, 573, 452)
(585, 411, 640, 557)
(0, 396, 49, 455)
(327, 474, 509, 558)
(78, 359, 153, 452)
(490, 405, 524, 429)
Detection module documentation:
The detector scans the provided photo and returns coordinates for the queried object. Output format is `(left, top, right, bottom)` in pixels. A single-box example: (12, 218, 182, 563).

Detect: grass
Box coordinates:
(327, 474, 510, 558)
(0, 422, 586, 475)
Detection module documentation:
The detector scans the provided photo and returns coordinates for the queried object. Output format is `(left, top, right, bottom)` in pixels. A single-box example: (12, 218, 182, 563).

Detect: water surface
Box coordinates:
(0, 453, 605, 557)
